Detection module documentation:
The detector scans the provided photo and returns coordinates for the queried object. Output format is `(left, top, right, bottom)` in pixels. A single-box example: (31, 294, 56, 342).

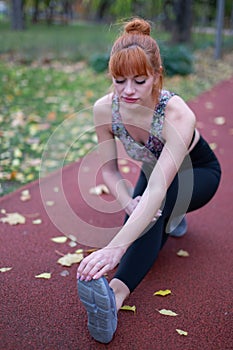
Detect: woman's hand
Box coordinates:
(77, 245, 126, 282)
(125, 196, 162, 221)
(125, 196, 141, 216)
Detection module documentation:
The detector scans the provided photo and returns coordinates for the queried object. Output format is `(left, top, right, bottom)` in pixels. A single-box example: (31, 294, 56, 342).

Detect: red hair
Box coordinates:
(109, 18, 163, 101)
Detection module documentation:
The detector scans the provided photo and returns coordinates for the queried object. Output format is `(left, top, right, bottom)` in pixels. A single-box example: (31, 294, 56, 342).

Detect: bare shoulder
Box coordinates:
(93, 93, 113, 134)
(94, 94, 113, 117)
(163, 95, 196, 147)
(165, 94, 196, 125)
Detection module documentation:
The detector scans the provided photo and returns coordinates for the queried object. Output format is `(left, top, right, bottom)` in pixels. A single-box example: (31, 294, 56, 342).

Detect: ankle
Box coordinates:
(109, 278, 130, 311)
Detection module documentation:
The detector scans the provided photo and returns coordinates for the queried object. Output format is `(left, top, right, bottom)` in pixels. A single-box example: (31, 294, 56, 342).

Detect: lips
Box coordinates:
(122, 97, 138, 103)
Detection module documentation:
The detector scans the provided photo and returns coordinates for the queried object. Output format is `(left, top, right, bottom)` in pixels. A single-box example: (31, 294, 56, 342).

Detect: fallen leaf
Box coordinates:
(47, 111, 57, 121)
(120, 305, 136, 313)
(67, 234, 77, 242)
(57, 252, 84, 266)
(177, 249, 189, 257)
(0, 212, 26, 225)
(209, 142, 217, 150)
(214, 116, 226, 125)
(158, 309, 178, 316)
(32, 219, 42, 225)
(154, 289, 172, 297)
(75, 248, 84, 254)
(89, 184, 109, 195)
(35, 272, 51, 279)
(20, 189, 31, 201)
(118, 159, 128, 165)
(46, 201, 55, 206)
(68, 241, 77, 247)
(0, 267, 13, 273)
(85, 248, 98, 254)
(60, 270, 69, 277)
(176, 329, 188, 336)
(121, 166, 130, 173)
(51, 236, 68, 243)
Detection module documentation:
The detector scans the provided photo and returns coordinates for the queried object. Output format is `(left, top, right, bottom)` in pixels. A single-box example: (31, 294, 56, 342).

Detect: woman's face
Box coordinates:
(112, 74, 156, 108)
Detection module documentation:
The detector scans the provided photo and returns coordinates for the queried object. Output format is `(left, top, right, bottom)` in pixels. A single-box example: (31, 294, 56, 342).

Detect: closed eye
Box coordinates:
(135, 80, 146, 84)
(115, 79, 126, 84)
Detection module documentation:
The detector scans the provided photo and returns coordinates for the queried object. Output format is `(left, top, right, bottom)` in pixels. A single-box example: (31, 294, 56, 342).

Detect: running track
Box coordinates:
(1, 77, 233, 350)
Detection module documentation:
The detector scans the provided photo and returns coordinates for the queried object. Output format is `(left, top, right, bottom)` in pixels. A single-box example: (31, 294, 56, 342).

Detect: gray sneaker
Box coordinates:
(168, 216, 187, 237)
(77, 276, 117, 344)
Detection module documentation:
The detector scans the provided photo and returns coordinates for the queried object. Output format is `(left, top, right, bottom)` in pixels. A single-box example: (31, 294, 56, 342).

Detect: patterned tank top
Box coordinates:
(112, 90, 175, 163)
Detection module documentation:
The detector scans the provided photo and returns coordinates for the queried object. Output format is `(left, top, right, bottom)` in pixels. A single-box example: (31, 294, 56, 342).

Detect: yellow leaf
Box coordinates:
(0, 267, 13, 273)
(158, 309, 178, 316)
(120, 305, 136, 313)
(86, 248, 98, 254)
(57, 253, 84, 267)
(89, 184, 109, 195)
(154, 289, 171, 297)
(75, 248, 84, 254)
(176, 329, 188, 336)
(0, 212, 26, 225)
(121, 166, 130, 173)
(214, 116, 226, 125)
(46, 201, 55, 206)
(20, 190, 31, 202)
(177, 249, 189, 257)
(51, 236, 68, 243)
(35, 272, 51, 279)
(209, 142, 217, 150)
(32, 219, 42, 225)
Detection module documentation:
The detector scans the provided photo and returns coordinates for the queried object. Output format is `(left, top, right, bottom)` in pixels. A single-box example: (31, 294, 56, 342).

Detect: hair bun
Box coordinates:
(124, 18, 151, 36)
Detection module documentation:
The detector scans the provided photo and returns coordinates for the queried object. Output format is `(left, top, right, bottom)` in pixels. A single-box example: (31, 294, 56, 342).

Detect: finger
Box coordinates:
(151, 209, 163, 222)
(79, 259, 105, 281)
(77, 254, 92, 274)
(93, 264, 111, 280)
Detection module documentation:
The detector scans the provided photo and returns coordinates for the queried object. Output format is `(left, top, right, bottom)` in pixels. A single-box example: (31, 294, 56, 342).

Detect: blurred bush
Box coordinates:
(89, 44, 194, 77)
(89, 53, 110, 73)
(160, 44, 194, 76)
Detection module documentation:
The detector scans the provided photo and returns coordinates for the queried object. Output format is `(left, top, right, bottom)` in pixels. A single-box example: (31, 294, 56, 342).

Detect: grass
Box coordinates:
(0, 20, 233, 196)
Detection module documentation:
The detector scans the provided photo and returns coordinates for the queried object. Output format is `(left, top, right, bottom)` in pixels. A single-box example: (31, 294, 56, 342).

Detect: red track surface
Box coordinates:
(1, 78, 233, 350)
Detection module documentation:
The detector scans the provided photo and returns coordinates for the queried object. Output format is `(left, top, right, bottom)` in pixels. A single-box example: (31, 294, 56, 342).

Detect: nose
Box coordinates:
(124, 80, 135, 95)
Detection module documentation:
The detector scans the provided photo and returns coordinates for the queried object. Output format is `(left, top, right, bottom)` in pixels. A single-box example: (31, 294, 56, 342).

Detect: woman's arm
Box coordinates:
(77, 96, 196, 280)
(93, 97, 136, 214)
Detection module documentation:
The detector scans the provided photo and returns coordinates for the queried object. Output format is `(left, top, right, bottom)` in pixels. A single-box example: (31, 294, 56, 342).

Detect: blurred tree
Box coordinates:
(11, 0, 26, 30)
(32, 0, 39, 23)
(95, 0, 114, 21)
(164, 0, 193, 43)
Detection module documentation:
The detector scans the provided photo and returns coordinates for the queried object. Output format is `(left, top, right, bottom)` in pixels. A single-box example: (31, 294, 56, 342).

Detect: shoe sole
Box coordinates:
(77, 277, 117, 343)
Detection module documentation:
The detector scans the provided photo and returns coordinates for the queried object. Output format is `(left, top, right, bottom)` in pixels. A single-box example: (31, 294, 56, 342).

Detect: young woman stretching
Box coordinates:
(77, 18, 221, 344)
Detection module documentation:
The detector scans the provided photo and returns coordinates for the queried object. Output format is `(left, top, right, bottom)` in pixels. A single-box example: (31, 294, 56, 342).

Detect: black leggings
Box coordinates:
(113, 136, 221, 292)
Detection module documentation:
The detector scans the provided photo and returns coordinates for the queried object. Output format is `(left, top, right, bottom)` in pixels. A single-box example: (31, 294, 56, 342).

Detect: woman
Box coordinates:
(77, 18, 221, 343)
